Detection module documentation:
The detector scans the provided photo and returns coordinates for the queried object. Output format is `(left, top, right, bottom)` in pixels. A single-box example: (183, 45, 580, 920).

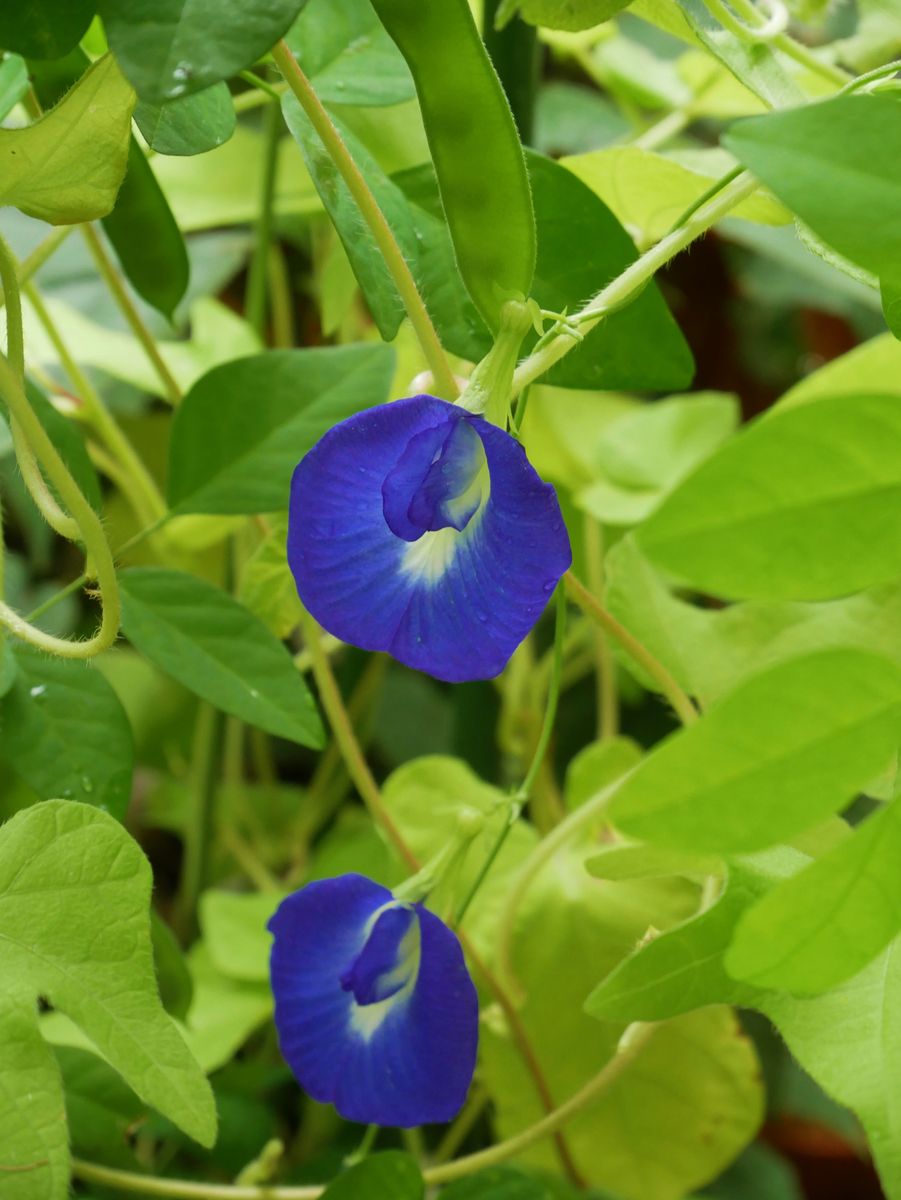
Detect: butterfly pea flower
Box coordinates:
(268, 873, 478, 1127)
(288, 394, 571, 682)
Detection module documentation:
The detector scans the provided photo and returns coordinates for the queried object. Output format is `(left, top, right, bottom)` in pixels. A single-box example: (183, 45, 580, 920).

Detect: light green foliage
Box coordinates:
(0, 996, 69, 1200)
(152, 125, 321, 231)
(239, 516, 303, 639)
(99, 0, 308, 104)
(135, 83, 237, 156)
(587, 842, 720, 882)
(606, 535, 901, 708)
(725, 95, 901, 296)
(182, 944, 273, 1074)
(54, 1046, 146, 1168)
(639, 392, 901, 601)
(609, 649, 901, 852)
(499, 0, 632, 31)
(563, 148, 785, 246)
(0, 646, 134, 820)
(118, 568, 324, 747)
(0, 53, 29, 121)
(0, 800, 216, 1200)
(576, 391, 738, 526)
(200, 888, 284, 984)
(480, 841, 759, 1196)
(0, 56, 135, 224)
(564, 735, 642, 810)
(727, 799, 901, 993)
(321, 1152, 423, 1199)
(674, 0, 805, 107)
(585, 853, 799, 1020)
(286, 0, 415, 106)
(382, 756, 537, 956)
(168, 345, 394, 514)
(0, 0, 94, 60)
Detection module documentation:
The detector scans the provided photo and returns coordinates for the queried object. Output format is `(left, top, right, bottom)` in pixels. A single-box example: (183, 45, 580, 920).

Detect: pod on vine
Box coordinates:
(369, 0, 536, 331)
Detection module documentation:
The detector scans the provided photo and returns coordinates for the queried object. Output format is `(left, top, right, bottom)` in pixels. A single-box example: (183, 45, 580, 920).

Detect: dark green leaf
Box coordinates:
(439, 1167, 553, 1199)
(100, 0, 308, 104)
(608, 649, 901, 852)
(638, 392, 901, 601)
(725, 95, 901, 289)
(151, 911, 194, 1020)
(0, 646, 134, 821)
(167, 344, 394, 515)
(282, 97, 417, 339)
(55, 1046, 145, 1168)
(101, 140, 190, 319)
(321, 1152, 423, 1200)
(0, 0, 94, 60)
(118, 568, 324, 748)
(134, 83, 236, 156)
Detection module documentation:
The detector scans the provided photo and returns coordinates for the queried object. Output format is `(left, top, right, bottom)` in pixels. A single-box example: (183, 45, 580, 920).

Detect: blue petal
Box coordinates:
(288, 395, 571, 683)
(269, 874, 479, 1127)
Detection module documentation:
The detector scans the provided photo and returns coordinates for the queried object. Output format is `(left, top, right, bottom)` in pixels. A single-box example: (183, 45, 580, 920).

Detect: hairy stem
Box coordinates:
(511, 172, 761, 392)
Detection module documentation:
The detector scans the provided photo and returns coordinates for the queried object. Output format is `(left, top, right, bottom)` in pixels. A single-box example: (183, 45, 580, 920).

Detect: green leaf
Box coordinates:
(527, 152, 694, 391)
(586, 842, 720, 882)
(321, 1153, 423, 1200)
(0, 801, 216, 1176)
(24, 382, 103, 512)
(151, 910, 194, 1020)
(563, 148, 786, 246)
(0, 995, 68, 1199)
(499, 0, 632, 31)
(724, 95, 901, 292)
(577, 391, 738, 526)
(382, 756, 537, 958)
(564, 736, 643, 811)
(479, 798, 754, 1197)
(167, 344, 394, 515)
(0, 53, 29, 121)
(238, 515, 303, 639)
(674, 0, 805, 108)
(608, 649, 901, 853)
(393, 154, 695, 391)
(437, 1169, 541, 1199)
(726, 799, 901, 994)
(199, 889, 283, 984)
(0, 0, 94, 60)
(0, 646, 134, 821)
(282, 97, 417, 340)
(182, 944, 272, 1074)
(585, 854, 797, 1021)
(99, 0, 307, 104)
(101, 140, 190, 319)
(638, 392, 901, 601)
(761, 939, 901, 1199)
(55, 1045, 145, 1168)
(134, 83, 236, 156)
(285, 0, 414, 106)
(0, 639, 16, 698)
(119, 567, 324, 747)
(0, 55, 135, 225)
(882, 276, 901, 341)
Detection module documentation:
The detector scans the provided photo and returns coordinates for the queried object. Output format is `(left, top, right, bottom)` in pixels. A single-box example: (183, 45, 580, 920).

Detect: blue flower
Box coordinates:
(268, 873, 479, 1127)
(288, 395, 571, 682)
